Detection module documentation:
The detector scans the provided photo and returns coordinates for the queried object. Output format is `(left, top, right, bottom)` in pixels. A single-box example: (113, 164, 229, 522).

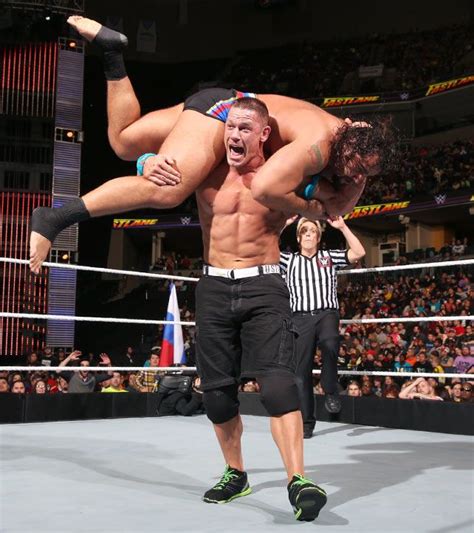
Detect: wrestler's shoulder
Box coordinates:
(259, 94, 324, 117)
(260, 94, 339, 137)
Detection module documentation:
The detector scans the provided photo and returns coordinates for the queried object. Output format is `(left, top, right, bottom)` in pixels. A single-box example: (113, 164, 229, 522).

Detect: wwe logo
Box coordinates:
(400, 92, 409, 100)
(180, 217, 191, 225)
(434, 194, 447, 205)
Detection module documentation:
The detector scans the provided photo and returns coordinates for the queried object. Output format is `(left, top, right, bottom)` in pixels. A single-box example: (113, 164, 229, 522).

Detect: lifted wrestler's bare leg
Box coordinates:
(68, 16, 180, 159)
(30, 111, 225, 274)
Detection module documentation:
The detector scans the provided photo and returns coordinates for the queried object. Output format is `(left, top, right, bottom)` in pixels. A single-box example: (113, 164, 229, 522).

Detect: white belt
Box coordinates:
(203, 264, 280, 279)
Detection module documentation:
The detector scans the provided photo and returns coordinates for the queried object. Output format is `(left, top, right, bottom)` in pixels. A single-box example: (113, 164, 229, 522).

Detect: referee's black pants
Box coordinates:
(292, 309, 340, 430)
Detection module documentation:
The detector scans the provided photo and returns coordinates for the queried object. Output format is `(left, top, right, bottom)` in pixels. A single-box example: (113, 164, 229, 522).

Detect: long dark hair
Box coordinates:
(330, 116, 399, 174)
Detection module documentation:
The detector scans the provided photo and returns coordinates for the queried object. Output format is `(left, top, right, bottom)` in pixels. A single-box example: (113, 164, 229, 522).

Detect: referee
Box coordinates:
(280, 216, 365, 439)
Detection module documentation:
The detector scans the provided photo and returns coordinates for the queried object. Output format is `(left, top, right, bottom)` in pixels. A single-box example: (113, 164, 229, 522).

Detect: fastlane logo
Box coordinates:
(322, 95, 380, 107)
(344, 201, 410, 219)
(113, 219, 158, 229)
(426, 74, 474, 96)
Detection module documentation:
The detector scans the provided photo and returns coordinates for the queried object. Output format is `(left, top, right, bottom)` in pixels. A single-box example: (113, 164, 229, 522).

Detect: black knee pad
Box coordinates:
(258, 373, 300, 416)
(203, 384, 239, 424)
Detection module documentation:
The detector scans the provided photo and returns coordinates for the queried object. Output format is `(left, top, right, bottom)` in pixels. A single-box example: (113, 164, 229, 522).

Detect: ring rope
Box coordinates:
(1, 256, 473, 279)
(0, 366, 471, 379)
(0, 312, 196, 327)
(341, 258, 474, 275)
(0, 257, 199, 282)
(1, 311, 471, 326)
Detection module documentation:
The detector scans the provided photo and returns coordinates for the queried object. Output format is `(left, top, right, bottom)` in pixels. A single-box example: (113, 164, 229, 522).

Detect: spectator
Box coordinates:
(11, 381, 26, 394)
(33, 380, 47, 394)
(156, 375, 204, 416)
(454, 346, 474, 374)
(399, 377, 443, 400)
(241, 380, 260, 393)
(412, 352, 433, 373)
(58, 351, 112, 393)
(0, 378, 10, 393)
(122, 346, 136, 367)
(101, 372, 128, 393)
(40, 347, 58, 367)
(382, 385, 400, 399)
(450, 382, 464, 403)
(345, 381, 362, 397)
(135, 352, 161, 392)
(26, 352, 39, 366)
(461, 382, 473, 403)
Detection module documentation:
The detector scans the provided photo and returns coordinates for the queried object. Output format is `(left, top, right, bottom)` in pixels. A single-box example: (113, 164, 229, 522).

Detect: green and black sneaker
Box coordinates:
(203, 464, 252, 504)
(287, 473, 327, 521)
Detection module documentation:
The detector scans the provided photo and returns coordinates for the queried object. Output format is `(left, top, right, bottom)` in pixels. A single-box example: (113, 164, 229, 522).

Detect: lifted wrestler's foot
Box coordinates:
(29, 230, 52, 275)
(29, 200, 90, 274)
(67, 16, 128, 50)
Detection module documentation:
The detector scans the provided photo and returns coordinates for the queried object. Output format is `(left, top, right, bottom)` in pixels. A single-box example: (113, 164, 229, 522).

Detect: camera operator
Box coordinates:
(156, 374, 204, 416)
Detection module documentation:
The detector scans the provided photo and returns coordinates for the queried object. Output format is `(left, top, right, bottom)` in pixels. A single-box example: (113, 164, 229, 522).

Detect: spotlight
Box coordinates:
(66, 131, 74, 139)
(68, 40, 77, 48)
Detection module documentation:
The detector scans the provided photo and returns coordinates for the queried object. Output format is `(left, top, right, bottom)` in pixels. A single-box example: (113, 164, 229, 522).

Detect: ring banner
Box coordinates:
(113, 214, 200, 230)
(343, 191, 474, 221)
(112, 191, 473, 229)
(317, 73, 474, 108)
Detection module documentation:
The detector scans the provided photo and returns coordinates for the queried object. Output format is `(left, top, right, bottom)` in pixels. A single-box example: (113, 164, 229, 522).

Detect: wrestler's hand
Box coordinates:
(303, 199, 328, 220)
(143, 154, 181, 186)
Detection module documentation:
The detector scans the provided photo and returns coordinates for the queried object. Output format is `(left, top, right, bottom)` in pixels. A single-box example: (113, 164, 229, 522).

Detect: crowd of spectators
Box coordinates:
(2, 263, 472, 403)
(361, 140, 473, 205)
(159, 138, 473, 217)
(221, 25, 474, 98)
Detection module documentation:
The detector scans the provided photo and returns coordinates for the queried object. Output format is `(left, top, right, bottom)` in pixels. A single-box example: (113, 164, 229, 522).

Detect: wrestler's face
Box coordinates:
(225, 107, 270, 169)
(338, 152, 380, 183)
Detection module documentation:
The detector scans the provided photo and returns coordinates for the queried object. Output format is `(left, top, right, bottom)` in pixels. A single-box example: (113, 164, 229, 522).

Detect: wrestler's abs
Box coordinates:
(196, 164, 286, 269)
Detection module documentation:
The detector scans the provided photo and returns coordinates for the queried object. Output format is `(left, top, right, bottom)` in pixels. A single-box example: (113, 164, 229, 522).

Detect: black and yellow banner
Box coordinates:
(318, 72, 474, 108)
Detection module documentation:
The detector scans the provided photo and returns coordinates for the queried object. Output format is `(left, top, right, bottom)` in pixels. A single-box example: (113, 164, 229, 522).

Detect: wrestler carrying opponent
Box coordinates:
(196, 96, 328, 520)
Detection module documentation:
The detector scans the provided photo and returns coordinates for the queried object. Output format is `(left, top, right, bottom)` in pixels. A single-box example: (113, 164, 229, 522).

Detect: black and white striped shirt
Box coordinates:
(280, 250, 349, 312)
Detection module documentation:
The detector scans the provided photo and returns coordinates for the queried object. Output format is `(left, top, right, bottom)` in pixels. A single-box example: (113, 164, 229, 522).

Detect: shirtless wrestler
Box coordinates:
(193, 96, 328, 521)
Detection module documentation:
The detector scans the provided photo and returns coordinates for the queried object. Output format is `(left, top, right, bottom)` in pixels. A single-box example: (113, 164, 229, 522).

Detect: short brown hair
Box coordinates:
(231, 97, 269, 124)
(296, 217, 322, 239)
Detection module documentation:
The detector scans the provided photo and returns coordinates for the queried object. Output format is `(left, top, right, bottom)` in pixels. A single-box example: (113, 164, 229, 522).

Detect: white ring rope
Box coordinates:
(1, 256, 473, 279)
(0, 258, 199, 282)
(1, 256, 472, 379)
(0, 366, 471, 380)
(0, 312, 196, 327)
(340, 316, 473, 324)
(1, 311, 471, 326)
(340, 258, 474, 275)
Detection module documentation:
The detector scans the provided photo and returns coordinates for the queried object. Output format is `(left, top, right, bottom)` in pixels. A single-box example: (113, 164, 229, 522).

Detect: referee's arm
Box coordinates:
(327, 216, 365, 264)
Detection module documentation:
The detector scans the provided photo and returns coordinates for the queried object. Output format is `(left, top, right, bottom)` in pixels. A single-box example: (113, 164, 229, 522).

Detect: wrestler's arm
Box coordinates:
(319, 177, 367, 217)
(251, 141, 327, 219)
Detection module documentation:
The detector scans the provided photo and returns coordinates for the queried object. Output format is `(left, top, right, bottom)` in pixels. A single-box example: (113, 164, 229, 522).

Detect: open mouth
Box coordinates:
(228, 144, 245, 157)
